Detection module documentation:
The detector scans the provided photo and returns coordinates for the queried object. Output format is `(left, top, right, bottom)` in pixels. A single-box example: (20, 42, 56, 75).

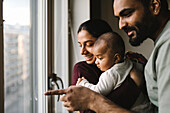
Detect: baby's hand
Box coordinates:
(76, 77, 85, 86)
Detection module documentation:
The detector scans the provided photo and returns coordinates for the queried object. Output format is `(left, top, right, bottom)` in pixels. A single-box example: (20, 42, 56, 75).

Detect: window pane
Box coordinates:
(3, 0, 33, 113)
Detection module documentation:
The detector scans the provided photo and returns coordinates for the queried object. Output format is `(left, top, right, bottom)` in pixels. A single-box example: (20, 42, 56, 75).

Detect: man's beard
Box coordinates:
(125, 26, 147, 46)
(129, 32, 146, 46)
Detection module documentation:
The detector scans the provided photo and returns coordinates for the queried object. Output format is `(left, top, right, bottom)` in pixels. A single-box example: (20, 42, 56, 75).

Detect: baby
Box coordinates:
(77, 32, 153, 113)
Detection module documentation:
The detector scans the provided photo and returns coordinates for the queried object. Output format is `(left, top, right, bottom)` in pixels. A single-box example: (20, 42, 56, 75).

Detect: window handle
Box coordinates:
(49, 73, 64, 101)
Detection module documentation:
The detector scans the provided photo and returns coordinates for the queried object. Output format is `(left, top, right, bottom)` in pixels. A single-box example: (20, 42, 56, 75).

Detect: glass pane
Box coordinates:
(3, 0, 33, 113)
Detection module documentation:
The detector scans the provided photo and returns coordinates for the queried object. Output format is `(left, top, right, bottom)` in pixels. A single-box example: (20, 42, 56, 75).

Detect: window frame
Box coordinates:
(37, 0, 48, 113)
(0, 0, 4, 112)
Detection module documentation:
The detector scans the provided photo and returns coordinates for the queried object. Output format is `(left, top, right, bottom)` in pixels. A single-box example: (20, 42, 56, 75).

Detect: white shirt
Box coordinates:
(79, 59, 133, 96)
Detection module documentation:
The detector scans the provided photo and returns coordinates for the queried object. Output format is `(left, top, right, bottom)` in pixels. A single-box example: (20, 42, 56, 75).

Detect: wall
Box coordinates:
(69, 0, 90, 84)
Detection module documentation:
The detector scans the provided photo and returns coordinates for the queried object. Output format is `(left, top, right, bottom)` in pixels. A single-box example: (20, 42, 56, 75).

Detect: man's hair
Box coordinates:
(94, 32, 125, 59)
(112, 0, 169, 12)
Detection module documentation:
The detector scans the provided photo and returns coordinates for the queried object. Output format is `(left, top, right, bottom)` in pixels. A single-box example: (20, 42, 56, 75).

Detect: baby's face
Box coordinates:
(93, 43, 116, 71)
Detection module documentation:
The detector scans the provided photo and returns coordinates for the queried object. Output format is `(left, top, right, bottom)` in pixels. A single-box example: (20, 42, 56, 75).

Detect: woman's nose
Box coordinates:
(80, 46, 87, 55)
(119, 17, 127, 30)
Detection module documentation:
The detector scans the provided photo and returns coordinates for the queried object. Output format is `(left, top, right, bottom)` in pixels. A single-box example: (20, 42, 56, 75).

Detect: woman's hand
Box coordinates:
(76, 77, 86, 86)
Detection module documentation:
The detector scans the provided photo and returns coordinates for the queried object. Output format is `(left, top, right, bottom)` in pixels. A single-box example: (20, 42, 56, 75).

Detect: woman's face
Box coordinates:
(78, 30, 97, 64)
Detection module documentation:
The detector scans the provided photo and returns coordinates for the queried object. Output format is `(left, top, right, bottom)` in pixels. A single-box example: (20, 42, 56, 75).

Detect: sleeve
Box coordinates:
(157, 40, 170, 113)
(79, 71, 117, 96)
(72, 63, 81, 85)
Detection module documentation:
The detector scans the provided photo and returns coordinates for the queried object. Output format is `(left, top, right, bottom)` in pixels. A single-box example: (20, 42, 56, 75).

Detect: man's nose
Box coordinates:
(119, 17, 127, 30)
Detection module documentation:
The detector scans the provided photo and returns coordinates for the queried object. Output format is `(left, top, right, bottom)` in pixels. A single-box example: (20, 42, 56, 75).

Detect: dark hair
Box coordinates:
(77, 19, 113, 38)
(94, 32, 125, 59)
(112, 0, 168, 12)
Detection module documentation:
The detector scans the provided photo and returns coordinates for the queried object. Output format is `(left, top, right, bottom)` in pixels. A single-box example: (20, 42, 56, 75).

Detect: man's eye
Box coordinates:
(124, 12, 132, 17)
(123, 9, 134, 17)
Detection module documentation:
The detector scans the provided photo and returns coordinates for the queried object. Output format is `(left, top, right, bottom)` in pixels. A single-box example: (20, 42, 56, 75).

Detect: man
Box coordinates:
(45, 0, 170, 112)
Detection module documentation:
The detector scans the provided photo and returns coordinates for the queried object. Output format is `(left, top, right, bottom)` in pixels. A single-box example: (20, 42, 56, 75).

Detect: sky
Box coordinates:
(3, 0, 30, 25)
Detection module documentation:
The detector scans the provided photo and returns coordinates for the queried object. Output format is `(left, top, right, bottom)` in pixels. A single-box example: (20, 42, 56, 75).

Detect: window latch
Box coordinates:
(49, 73, 64, 101)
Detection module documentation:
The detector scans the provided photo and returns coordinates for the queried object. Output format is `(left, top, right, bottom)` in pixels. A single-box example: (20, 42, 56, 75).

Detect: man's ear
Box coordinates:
(150, 0, 161, 15)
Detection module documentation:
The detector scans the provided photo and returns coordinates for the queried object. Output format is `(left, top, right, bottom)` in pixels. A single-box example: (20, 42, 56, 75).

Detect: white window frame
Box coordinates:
(37, 0, 48, 113)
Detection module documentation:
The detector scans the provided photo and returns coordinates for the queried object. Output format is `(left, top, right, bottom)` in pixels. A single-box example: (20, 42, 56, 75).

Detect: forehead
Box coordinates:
(113, 0, 141, 16)
(93, 41, 108, 55)
(78, 30, 96, 42)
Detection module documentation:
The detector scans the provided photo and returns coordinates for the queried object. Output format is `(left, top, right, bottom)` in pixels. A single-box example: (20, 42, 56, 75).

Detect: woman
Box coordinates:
(72, 19, 112, 85)
(72, 19, 112, 113)
(72, 19, 149, 113)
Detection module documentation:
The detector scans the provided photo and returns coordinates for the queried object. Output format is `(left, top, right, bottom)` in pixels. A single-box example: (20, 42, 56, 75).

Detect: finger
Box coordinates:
(63, 101, 69, 107)
(44, 89, 67, 95)
(60, 94, 67, 101)
(67, 107, 75, 111)
(76, 80, 80, 85)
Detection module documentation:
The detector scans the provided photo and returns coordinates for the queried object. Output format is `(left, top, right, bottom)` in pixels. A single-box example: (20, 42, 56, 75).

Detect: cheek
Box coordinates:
(87, 47, 93, 54)
(132, 11, 145, 25)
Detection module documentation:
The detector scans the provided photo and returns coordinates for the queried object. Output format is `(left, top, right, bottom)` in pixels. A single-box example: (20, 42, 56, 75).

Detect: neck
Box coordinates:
(151, 11, 170, 41)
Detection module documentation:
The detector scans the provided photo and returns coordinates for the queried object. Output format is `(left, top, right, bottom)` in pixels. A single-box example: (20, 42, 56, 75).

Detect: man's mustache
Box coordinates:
(123, 26, 136, 34)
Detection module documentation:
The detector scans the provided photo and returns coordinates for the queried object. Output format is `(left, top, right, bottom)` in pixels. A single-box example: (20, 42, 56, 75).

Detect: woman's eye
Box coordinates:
(86, 43, 94, 47)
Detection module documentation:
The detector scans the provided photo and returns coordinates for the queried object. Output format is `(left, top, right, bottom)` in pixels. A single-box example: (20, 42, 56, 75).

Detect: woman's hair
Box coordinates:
(77, 19, 113, 38)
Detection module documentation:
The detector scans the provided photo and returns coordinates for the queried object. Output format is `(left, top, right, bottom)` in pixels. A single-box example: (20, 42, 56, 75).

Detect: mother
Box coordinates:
(72, 19, 112, 113)
(72, 19, 146, 113)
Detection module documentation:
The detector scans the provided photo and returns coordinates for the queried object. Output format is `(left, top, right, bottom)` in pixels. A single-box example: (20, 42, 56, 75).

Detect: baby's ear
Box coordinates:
(114, 53, 121, 64)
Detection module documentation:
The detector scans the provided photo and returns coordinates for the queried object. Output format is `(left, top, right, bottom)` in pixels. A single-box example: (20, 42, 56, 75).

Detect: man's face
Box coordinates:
(113, 0, 151, 46)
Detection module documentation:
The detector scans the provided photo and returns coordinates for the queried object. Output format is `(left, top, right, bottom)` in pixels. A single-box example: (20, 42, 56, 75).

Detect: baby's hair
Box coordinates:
(94, 32, 125, 60)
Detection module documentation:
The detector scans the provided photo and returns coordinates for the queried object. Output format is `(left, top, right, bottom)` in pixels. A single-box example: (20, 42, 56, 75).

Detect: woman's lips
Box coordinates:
(84, 55, 94, 61)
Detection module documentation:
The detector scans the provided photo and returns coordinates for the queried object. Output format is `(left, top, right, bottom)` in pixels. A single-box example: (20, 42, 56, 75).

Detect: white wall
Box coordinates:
(69, 0, 90, 83)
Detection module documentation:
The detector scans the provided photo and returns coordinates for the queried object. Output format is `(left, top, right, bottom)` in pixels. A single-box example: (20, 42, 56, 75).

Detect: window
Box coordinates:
(3, 0, 47, 113)
(2, 0, 69, 113)
(3, 0, 33, 113)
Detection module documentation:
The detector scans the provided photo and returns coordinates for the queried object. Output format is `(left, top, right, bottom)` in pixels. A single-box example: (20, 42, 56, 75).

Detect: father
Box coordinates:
(45, 0, 170, 112)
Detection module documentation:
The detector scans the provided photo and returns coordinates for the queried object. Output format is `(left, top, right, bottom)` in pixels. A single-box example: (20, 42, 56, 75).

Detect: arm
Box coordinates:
(72, 63, 82, 85)
(44, 86, 133, 113)
(78, 72, 116, 96)
(157, 41, 170, 113)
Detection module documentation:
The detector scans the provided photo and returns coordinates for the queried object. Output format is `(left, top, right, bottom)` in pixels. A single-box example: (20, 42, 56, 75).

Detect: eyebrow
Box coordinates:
(78, 40, 94, 44)
(94, 54, 103, 58)
(119, 8, 134, 16)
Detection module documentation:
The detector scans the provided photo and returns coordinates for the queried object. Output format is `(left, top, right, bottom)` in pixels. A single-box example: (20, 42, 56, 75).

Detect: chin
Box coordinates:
(86, 60, 95, 64)
(129, 36, 145, 46)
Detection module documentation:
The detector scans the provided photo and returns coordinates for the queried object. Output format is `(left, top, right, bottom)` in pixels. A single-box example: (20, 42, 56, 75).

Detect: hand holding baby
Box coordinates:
(76, 77, 86, 86)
